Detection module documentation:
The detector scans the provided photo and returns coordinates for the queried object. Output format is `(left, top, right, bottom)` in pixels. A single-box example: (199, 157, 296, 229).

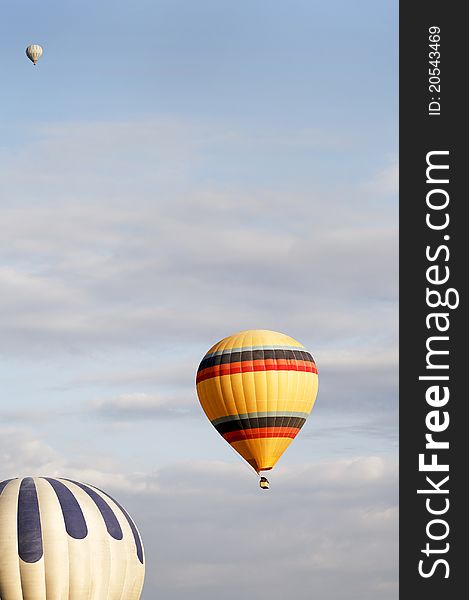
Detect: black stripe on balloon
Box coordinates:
(198, 349, 315, 371)
(92, 486, 144, 564)
(214, 416, 306, 435)
(43, 478, 88, 539)
(0, 478, 15, 495)
(17, 478, 43, 563)
(64, 480, 123, 540)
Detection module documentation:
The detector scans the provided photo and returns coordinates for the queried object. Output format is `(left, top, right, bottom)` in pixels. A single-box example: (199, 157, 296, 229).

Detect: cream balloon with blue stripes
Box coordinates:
(0, 477, 145, 599)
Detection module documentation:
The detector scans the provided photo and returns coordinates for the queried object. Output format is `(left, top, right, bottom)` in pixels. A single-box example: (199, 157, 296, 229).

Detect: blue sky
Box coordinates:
(1, 1, 397, 598)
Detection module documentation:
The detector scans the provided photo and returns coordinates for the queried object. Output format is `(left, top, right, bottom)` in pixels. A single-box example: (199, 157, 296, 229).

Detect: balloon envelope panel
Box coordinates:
(196, 329, 319, 472)
(0, 477, 144, 600)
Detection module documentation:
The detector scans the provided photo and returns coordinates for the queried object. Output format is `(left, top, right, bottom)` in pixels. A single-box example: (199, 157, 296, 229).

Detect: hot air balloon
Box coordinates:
(196, 329, 319, 488)
(25, 45, 43, 65)
(0, 477, 145, 599)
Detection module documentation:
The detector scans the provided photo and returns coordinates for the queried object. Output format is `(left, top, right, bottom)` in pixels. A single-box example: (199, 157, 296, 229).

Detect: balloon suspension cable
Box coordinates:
(225, 432, 270, 487)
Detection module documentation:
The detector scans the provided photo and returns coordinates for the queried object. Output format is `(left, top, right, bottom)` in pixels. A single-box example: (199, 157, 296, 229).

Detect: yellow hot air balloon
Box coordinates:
(26, 44, 43, 65)
(0, 477, 145, 599)
(196, 330, 319, 487)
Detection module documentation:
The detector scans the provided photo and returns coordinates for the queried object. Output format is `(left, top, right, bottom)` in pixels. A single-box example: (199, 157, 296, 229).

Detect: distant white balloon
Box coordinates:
(26, 44, 43, 65)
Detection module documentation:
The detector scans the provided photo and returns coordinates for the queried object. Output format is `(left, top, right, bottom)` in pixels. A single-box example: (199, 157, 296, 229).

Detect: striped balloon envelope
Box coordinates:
(25, 45, 43, 65)
(0, 477, 144, 600)
(196, 330, 319, 478)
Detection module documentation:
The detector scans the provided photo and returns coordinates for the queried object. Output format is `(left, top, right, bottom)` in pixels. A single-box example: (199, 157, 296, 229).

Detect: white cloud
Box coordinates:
(89, 392, 196, 419)
(0, 119, 397, 356)
(137, 457, 398, 600)
(0, 425, 155, 494)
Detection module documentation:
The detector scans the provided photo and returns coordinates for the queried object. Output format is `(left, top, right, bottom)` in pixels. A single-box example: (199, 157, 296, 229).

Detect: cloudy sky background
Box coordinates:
(1, 1, 397, 598)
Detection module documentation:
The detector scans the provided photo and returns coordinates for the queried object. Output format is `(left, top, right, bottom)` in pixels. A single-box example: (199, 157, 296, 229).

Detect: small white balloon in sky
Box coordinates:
(25, 44, 43, 65)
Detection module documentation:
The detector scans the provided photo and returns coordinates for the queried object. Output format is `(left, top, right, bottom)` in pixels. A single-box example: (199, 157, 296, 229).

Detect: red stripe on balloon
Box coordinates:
(196, 360, 317, 384)
(223, 427, 301, 443)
